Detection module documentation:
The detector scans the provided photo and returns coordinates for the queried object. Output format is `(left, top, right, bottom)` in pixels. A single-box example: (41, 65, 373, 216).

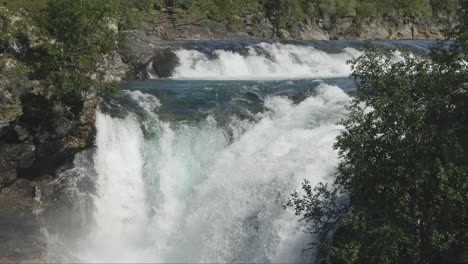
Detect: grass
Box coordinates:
(0, 0, 48, 10)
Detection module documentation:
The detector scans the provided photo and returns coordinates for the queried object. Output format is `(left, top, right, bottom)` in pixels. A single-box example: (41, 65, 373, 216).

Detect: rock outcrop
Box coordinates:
(0, 56, 98, 261)
(94, 52, 130, 82)
(150, 49, 179, 78)
(140, 10, 450, 41)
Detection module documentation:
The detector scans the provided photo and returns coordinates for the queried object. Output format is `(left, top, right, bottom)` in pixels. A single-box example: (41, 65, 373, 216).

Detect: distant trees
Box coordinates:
(262, 0, 306, 33)
(286, 3, 468, 263)
(1, 0, 461, 34)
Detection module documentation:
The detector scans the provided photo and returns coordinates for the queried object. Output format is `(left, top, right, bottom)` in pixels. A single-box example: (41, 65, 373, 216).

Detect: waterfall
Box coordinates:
(42, 82, 350, 263)
(34, 39, 437, 263)
(170, 43, 361, 80)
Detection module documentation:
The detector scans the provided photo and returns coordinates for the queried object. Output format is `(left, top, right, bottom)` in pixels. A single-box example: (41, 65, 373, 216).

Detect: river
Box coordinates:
(37, 40, 437, 263)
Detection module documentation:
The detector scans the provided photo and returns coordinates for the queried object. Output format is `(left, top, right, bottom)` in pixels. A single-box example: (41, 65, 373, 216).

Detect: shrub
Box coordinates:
(287, 38, 467, 264)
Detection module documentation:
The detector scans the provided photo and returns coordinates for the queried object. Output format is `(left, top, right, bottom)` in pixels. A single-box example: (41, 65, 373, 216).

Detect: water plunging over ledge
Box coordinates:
(36, 40, 438, 263)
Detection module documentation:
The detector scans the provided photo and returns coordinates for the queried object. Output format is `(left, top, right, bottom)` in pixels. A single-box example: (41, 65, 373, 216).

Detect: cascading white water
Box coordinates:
(79, 111, 149, 262)
(44, 83, 350, 263)
(170, 43, 361, 80)
(35, 39, 436, 263)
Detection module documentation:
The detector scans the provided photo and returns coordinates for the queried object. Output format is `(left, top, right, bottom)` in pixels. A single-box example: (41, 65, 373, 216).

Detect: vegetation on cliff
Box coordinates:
(0, 0, 156, 107)
(4, 0, 453, 41)
(0, 0, 153, 195)
(286, 3, 468, 263)
(154, 0, 460, 33)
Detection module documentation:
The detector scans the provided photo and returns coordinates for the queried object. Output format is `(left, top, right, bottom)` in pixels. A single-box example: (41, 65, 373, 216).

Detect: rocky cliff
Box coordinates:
(0, 55, 98, 262)
(142, 10, 451, 40)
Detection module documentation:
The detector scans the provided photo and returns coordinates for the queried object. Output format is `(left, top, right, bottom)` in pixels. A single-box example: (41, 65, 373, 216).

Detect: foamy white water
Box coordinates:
(79, 112, 149, 262)
(42, 83, 350, 263)
(171, 43, 361, 80)
(36, 39, 436, 263)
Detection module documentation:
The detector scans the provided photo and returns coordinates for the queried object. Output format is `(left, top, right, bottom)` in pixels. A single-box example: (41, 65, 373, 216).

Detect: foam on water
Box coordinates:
(171, 43, 361, 80)
(37, 39, 436, 263)
(42, 83, 350, 263)
(80, 112, 148, 262)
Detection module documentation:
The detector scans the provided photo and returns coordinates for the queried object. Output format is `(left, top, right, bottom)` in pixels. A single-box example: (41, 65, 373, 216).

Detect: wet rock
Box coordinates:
(95, 52, 130, 82)
(13, 125, 30, 142)
(0, 10, 101, 261)
(151, 49, 179, 78)
(12, 179, 32, 193)
(0, 90, 97, 259)
(17, 144, 35, 169)
(66, 96, 99, 151)
(0, 144, 35, 188)
(54, 120, 72, 138)
(126, 29, 171, 61)
(0, 186, 45, 263)
(0, 73, 98, 186)
(99, 99, 130, 119)
(277, 90, 297, 100)
(0, 169, 16, 190)
(270, 85, 302, 101)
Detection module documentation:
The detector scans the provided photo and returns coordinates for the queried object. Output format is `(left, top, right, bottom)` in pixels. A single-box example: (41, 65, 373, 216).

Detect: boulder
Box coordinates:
(151, 49, 179, 78)
(13, 125, 30, 142)
(0, 144, 36, 188)
(17, 144, 35, 169)
(94, 52, 130, 82)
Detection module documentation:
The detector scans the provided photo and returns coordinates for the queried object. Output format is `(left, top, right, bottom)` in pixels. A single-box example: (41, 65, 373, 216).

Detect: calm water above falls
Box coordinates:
(39, 40, 437, 263)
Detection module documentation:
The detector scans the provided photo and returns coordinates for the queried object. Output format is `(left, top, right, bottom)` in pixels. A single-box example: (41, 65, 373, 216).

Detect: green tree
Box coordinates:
(287, 15, 468, 264)
(1, 0, 156, 105)
(25, 0, 134, 102)
(262, 0, 305, 33)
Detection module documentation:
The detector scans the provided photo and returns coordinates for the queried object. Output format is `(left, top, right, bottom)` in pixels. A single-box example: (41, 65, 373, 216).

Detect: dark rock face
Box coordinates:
(34, 150, 97, 262)
(0, 62, 98, 260)
(151, 49, 179, 78)
(120, 30, 173, 80)
(0, 20, 100, 258)
(0, 144, 32, 188)
(0, 91, 98, 180)
(0, 180, 46, 263)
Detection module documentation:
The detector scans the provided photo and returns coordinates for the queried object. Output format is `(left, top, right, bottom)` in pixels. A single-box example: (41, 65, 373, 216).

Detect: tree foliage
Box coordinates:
(286, 4, 468, 263)
(1, 0, 154, 104)
(32, 0, 122, 100)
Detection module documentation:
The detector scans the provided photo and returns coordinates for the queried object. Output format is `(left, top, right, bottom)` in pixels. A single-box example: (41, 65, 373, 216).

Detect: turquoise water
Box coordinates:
(121, 78, 355, 121)
(41, 40, 437, 263)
